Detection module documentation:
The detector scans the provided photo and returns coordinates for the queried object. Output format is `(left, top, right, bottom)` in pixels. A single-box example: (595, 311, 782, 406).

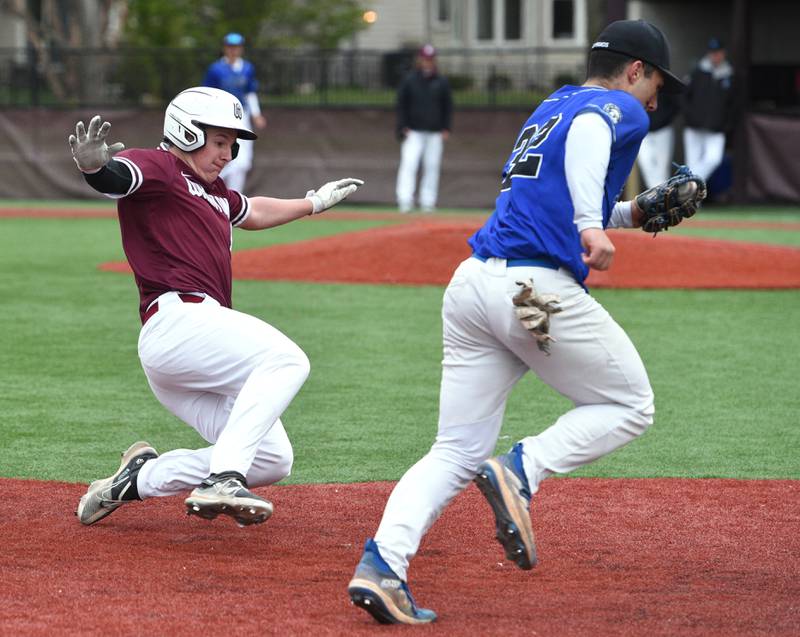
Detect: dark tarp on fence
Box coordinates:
(0, 108, 531, 210)
(1, 108, 799, 206)
(745, 112, 800, 203)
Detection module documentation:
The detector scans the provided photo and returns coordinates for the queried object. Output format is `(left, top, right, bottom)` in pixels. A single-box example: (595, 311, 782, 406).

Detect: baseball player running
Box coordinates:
(348, 20, 704, 624)
(70, 86, 362, 527)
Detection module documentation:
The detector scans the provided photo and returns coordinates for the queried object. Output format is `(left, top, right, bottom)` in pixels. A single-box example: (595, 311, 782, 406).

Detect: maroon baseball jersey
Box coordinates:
(112, 146, 250, 321)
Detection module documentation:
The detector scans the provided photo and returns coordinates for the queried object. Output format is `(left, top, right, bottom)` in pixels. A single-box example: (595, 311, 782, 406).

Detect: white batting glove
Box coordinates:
(68, 115, 125, 173)
(305, 178, 364, 214)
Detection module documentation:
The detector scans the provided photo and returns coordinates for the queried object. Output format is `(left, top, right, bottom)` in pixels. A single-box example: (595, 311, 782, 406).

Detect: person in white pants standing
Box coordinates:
(637, 92, 679, 188)
(69, 87, 362, 527)
(349, 19, 686, 624)
(395, 44, 453, 213)
(682, 38, 736, 182)
(203, 32, 267, 193)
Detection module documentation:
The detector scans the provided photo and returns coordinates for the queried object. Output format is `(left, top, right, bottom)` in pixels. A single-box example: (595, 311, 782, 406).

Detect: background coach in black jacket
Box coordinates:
(395, 44, 453, 213)
(682, 38, 736, 182)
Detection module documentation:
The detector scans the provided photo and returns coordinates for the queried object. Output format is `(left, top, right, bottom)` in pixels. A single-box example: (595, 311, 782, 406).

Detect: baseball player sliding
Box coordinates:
(70, 87, 362, 527)
(348, 20, 705, 624)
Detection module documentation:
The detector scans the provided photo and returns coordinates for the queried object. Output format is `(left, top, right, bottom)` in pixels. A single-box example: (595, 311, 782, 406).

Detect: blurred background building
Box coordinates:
(0, 0, 797, 206)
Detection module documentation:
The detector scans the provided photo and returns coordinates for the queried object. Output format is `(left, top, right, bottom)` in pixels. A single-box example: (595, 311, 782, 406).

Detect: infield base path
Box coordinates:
(2, 478, 798, 636)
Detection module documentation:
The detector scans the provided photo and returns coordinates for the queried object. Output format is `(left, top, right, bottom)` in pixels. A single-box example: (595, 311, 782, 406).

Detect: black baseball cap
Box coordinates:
(591, 20, 685, 93)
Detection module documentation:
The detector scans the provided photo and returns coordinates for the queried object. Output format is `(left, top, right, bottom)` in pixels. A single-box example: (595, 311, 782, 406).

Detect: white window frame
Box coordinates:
(431, 0, 452, 28)
(542, 0, 587, 48)
(470, 0, 528, 48)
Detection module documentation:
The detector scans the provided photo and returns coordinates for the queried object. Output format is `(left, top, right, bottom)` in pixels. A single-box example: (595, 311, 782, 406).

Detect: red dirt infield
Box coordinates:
(98, 215, 800, 289)
(2, 477, 798, 636)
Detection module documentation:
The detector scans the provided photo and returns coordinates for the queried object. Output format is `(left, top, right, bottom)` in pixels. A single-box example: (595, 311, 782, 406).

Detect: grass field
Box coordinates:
(0, 204, 798, 485)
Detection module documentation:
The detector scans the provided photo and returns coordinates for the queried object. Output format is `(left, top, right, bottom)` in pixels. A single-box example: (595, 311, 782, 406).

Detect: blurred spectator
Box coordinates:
(682, 38, 736, 183)
(637, 92, 679, 188)
(203, 32, 267, 193)
(395, 44, 453, 213)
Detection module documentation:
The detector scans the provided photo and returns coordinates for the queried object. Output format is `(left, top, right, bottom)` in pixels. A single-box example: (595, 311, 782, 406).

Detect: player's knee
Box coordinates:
(629, 392, 655, 435)
(288, 347, 311, 385)
(258, 343, 310, 385)
(248, 447, 294, 487)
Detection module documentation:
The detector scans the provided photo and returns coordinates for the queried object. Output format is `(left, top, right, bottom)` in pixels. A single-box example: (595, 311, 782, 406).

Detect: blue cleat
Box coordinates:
(474, 442, 537, 570)
(348, 539, 437, 625)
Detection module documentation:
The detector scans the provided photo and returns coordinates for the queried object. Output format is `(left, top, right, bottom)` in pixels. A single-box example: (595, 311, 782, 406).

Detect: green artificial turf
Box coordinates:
(0, 210, 798, 484)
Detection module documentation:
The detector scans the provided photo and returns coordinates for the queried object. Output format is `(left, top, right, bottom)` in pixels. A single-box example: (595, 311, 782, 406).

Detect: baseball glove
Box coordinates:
(635, 164, 707, 235)
(512, 278, 563, 355)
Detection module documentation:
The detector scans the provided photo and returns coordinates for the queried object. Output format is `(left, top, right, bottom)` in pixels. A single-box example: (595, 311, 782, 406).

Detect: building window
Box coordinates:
(552, 0, 575, 39)
(437, 0, 451, 22)
(504, 0, 521, 40)
(476, 0, 523, 43)
(477, 0, 494, 41)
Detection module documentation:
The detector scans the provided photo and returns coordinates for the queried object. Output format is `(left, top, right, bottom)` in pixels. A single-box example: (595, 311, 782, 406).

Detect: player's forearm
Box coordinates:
(83, 159, 135, 195)
(239, 196, 313, 230)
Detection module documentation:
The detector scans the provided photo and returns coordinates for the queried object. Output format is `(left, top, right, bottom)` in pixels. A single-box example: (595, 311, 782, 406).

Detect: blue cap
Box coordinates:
(223, 33, 245, 46)
(707, 37, 723, 51)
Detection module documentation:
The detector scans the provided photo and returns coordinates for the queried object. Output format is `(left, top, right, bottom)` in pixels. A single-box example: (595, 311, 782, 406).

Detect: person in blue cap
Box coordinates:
(682, 37, 736, 183)
(203, 33, 267, 193)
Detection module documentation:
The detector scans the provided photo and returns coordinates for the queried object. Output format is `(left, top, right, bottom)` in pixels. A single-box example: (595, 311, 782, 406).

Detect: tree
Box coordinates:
(0, 0, 370, 105)
(122, 0, 369, 50)
(0, 0, 128, 102)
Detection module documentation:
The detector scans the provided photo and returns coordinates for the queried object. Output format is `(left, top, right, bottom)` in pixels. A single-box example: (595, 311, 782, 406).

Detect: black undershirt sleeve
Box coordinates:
(83, 159, 133, 195)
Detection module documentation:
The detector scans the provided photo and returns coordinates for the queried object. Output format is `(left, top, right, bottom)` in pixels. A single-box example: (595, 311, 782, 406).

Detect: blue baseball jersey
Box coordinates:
(203, 59, 259, 110)
(469, 85, 649, 284)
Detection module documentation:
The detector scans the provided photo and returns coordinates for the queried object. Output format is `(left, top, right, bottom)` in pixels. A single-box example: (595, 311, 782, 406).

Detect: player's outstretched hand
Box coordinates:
(305, 178, 364, 214)
(68, 115, 125, 173)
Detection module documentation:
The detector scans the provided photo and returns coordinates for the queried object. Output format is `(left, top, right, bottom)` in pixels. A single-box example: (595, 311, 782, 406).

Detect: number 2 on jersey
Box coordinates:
(501, 114, 562, 190)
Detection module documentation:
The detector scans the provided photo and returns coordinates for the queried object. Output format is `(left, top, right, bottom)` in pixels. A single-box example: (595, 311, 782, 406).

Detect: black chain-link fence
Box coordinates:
(0, 46, 586, 109)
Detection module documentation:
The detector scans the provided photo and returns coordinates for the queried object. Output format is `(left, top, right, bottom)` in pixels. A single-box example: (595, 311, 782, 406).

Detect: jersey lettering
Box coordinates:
(501, 114, 562, 190)
(183, 173, 231, 219)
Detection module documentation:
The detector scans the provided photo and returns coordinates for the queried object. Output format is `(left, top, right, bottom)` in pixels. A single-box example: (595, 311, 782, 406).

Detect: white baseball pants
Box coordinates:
(637, 126, 675, 189)
(220, 112, 254, 193)
(396, 130, 444, 211)
(375, 257, 654, 580)
(683, 127, 726, 182)
(134, 292, 309, 498)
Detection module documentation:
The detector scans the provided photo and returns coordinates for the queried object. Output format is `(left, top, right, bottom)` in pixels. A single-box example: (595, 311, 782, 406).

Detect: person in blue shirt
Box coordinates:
(203, 32, 266, 193)
(348, 20, 685, 625)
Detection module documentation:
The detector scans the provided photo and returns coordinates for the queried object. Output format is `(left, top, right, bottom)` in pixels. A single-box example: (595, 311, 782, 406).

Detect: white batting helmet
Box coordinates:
(163, 86, 257, 153)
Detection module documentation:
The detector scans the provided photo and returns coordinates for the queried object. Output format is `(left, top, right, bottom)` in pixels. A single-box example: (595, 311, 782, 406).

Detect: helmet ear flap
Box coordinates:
(231, 141, 240, 159)
(163, 110, 205, 152)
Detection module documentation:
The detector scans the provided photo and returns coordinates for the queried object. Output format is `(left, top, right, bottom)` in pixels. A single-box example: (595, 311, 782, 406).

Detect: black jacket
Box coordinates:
(683, 56, 736, 133)
(396, 70, 453, 136)
(649, 92, 679, 132)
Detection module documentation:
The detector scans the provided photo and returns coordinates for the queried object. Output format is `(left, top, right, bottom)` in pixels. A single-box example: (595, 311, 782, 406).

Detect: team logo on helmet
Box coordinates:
(233, 102, 243, 120)
(602, 102, 623, 124)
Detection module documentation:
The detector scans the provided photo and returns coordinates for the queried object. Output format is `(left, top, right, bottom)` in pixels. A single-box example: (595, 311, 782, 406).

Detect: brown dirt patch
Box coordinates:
(2, 478, 797, 636)
(227, 220, 800, 288)
(8, 205, 800, 289)
(0, 206, 116, 218)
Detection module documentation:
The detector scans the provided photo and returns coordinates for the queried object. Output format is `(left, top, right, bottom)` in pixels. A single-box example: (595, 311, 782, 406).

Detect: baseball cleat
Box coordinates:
(184, 471, 273, 526)
(347, 538, 437, 625)
(75, 441, 158, 525)
(474, 442, 537, 570)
